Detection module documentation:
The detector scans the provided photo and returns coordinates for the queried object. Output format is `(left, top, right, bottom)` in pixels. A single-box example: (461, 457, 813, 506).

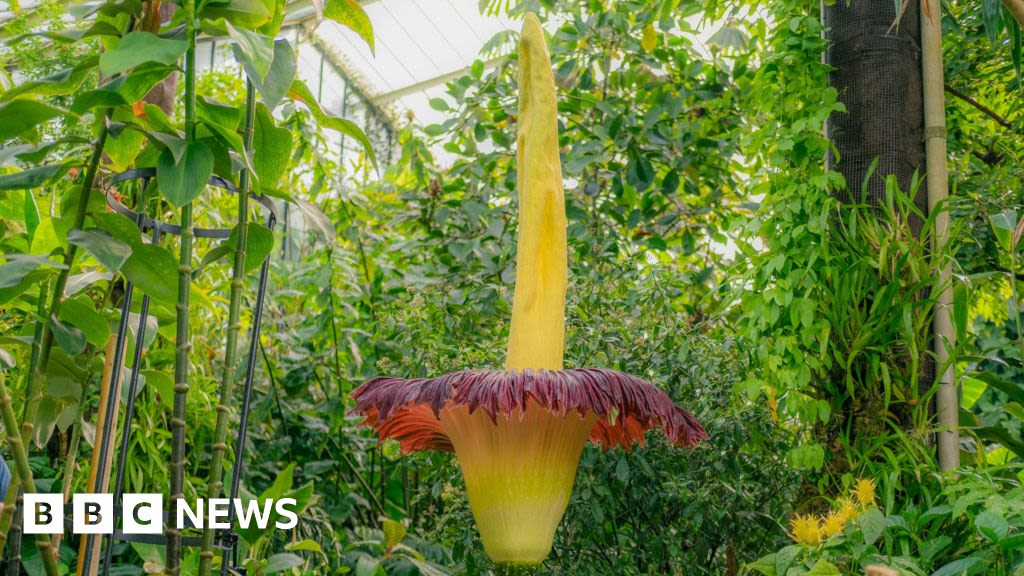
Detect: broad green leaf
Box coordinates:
(382, 518, 406, 550)
(228, 21, 275, 81)
(982, 0, 1003, 44)
(989, 209, 1019, 253)
(24, 187, 40, 239)
(9, 21, 122, 45)
(804, 559, 840, 576)
(253, 102, 291, 189)
(0, 57, 96, 101)
(105, 122, 148, 172)
(91, 212, 143, 247)
(157, 141, 214, 207)
(143, 130, 187, 163)
(263, 553, 303, 574)
(242, 222, 274, 272)
(975, 510, 1009, 542)
(50, 315, 87, 355)
(0, 100, 70, 140)
(67, 228, 132, 272)
(773, 545, 799, 576)
(0, 254, 64, 288)
(932, 557, 981, 576)
(120, 243, 179, 303)
(99, 32, 188, 77)
(72, 63, 176, 114)
(59, 297, 110, 347)
(961, 376, 987, 410)
(641, 23, 658, 52)
(285, 540, 321, 553)
(288, 79, 376, 167)
(324, 0, 374, 53)
(200, 119, 245, 155)
(856, 507, 885, 546)
(0, 164, 62, 190)
(197, 97, 241, 130)
(196, 222, 274, 275)
(251, 40, 296, 109)
(142, 370, 174, 409)
(30, 217, 64, 256)
(973, 371, 1024, 405)
(0, 269, 50, 304)
(260, 0, 287, 36)
(202, 0, 271, 28)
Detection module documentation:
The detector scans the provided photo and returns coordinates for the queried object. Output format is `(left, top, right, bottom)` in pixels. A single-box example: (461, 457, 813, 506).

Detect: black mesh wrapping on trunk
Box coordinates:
(823, 0, 934, 396)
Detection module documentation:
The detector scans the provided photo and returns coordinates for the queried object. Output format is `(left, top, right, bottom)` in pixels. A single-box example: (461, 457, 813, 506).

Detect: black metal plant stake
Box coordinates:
(78, 168, 276, 576)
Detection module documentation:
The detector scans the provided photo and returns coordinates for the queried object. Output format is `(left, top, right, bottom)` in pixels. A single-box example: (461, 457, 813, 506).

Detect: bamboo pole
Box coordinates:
(76, 336, 122, 575)
(199, 79, 256, 576)
(0, 372, 60, 575)
(167, 0, 198, 570)
(921, 0, 959, 471)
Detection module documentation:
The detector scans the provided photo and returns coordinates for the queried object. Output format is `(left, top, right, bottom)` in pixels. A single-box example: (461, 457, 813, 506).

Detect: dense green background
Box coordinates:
(0, 0, 1022, 574)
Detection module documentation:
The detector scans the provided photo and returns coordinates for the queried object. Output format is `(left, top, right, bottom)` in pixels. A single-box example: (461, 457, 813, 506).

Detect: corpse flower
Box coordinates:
(351, 13, 707, 572)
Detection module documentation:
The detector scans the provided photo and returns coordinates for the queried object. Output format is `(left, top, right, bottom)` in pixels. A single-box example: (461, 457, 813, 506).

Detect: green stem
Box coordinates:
(167, 3, 197, 572)
(23, 120, 108, 452)
(0, 113, 108, 559)
(0, 372, 60, 576)
(198, 79, 256, 576)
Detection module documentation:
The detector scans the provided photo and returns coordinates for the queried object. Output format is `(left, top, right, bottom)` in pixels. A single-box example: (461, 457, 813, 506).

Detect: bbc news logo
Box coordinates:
(23, 494, 298, 534)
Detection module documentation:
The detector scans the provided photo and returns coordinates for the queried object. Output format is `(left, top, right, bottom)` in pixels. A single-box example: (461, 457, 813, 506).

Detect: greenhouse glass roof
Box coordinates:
(305, 0, 516, 126)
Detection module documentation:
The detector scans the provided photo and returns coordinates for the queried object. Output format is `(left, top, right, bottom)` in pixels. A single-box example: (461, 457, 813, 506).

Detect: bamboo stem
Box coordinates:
(0, 372, 60, 575)
(0, 114, 108, 568)
(167, 1, 198, 570)
(921, 0, 959, 471)
(0, 277, 49, 549)
(76, 336, 122, 575)
(50, 408, 82, 556)
(24, 120, 109, 448)
(198, 79, 256, 576)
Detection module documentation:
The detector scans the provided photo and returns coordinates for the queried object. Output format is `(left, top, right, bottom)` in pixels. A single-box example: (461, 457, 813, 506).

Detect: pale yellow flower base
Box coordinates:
(440, 401, 597, 564)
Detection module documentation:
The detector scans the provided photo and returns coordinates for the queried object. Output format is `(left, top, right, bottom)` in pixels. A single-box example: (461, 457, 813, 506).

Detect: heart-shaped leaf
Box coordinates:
(157, 141, 213, 207)
(120, 243, 179, 303)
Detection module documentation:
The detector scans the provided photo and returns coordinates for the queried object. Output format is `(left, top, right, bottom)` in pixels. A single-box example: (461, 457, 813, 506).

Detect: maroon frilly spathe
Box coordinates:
(351, 368, 708, 453)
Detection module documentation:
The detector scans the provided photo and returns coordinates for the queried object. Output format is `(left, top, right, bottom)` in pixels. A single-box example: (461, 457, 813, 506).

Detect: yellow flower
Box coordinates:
(789, 513, 822, 545)
(821, 510, 846, 539)
(853, 478, 877, 509)
(835, 496, 858, 524)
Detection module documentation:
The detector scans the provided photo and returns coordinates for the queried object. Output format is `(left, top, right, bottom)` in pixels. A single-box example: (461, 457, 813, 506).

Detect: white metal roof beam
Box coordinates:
(370, 56, 505, 105)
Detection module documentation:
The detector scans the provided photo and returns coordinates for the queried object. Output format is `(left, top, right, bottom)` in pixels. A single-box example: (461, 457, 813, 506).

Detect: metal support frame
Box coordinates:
(79, 169, 278, 576)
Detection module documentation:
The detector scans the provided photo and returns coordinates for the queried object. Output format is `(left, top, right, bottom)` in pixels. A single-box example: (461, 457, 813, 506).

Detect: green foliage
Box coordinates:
(2, 0, 1024, 574)
(747, 468, 1024, 576)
